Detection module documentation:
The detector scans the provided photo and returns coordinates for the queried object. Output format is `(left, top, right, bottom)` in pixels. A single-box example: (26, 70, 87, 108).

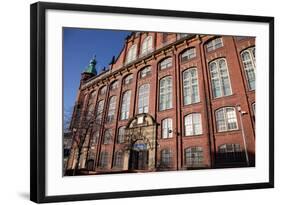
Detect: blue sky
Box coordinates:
(63, 28, 130, 118)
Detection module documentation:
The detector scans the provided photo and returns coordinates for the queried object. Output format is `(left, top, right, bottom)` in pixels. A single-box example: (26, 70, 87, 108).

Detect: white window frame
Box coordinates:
(215, 107, 238, 132)
(241, 47, 256, 91)
(209, 58, 232, 98)
(140, 66, 151, 78)
(96, 100, 104, 122)
(184, 113, 203, 136)
(123, 74, 133, 85)
(117, 126, 126, 144)
(162, 118, 173, 139)
(159, 57, 172, 70)
(181, 48, 196, 62)
(107, 96, 116, 122)
(206, 37, 223, 52)
(120, 90, 131, 120)
(138, 84, 150, 113)
(126, 44, 137, 63)
(183, 68, 200, 105)
(141, 36, 153, 55)
(159, 76, 173, 111)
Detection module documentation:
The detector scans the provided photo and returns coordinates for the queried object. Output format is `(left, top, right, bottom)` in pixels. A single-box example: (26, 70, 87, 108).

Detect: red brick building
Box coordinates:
(65, 32, 256, 175)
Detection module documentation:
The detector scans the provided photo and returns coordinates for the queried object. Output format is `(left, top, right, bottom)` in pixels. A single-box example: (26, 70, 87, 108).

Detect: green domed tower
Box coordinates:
(81, 56, 97, 81)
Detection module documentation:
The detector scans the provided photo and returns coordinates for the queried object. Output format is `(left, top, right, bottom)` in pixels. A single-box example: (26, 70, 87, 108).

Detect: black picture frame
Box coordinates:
(30, 1, 274, 203)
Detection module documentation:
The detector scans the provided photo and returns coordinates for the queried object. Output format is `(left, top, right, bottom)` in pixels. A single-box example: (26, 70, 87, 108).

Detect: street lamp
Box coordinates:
(236, 105, 250, 166)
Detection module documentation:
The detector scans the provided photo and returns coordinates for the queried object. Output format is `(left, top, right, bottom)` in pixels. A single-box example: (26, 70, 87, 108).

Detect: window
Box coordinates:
(99, 152, 108, 168)
(217, 144, 244, 163)
(216, 107, 238, 132)
(162, 33, 168, 44)
(183, 68, 200, 105)
(159, 76, 173, 111)
(103, 129, 111, 144)
(241, 47, 256, 90)
(140, 66, 151, 78)
(209, 58, 232, 98)
(252, 103, 255, 116)
(86, 103, 95, 120)
(177, 33, 189, 40)
(236, 36, 249, 41)
(138, 84, 150, 113)
(126, 44, 137, 63)
(120, 90, 131, 120)
(159, 57, 172, 70)
(88, 91, 96, 104)
(160, 149, 172, 167)
(96, 100, 104, 123)
(113, 151, 124, 168)
(107, 96, 116, 123)
(185, 147, 203, 167)
(206, 37, 223, 52)
(99, 86, 107, 95)
(184, 113, 202, 136)
(92, 132, 99, 145)
(181, 48, 196, 62)
(117, 126, 126, 144)
(141, 36, 153, 55)
(110, 81, 118, 90)
(162, 118, 173, 139)
(123, 74, 133, 85)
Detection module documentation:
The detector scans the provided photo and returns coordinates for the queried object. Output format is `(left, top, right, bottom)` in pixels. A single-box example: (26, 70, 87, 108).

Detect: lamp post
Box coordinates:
(236, 105, 250, 166)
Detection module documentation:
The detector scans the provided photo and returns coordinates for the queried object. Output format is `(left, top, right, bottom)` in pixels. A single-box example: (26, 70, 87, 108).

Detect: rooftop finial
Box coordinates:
(84, 55, 97, 75)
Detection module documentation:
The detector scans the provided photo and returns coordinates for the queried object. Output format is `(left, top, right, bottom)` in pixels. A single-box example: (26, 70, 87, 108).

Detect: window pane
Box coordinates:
(138, 84, 150, 113)
(241, 48, 256, 90)
(183, 68, 200, 105)
(209, 58, 231, 98)
(159, 76, 172, 111)
(121, 91, 131, 120)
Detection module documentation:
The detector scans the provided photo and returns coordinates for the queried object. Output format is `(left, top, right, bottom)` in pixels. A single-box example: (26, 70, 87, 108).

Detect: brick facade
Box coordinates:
(65, 32, 255, 175)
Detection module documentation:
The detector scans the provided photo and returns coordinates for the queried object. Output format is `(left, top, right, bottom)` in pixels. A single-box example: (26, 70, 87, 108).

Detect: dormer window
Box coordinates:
(126, 44, 137, 63)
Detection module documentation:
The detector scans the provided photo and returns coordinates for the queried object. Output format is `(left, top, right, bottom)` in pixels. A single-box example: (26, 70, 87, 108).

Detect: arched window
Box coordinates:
(160, 149, 172, 167)
(126, 44, 137, 63)
(96, 100, 104, 123)
(241, 47, 256, 90)
(99, 152, 108, 168)
(159, 76, 173, 111)
(159, 57, 172, 70)
(184, 113, 202, 136)
(107, 96, 116, 123)
(113, 151, 124, 168)
(117, 126, 126, 144)
(110, 81, 118, 90)
(123, 74, 133, 85)
(206, 37, 223, 52)
(185, 147, 203, 167)
(209, 58, 232, 98)
(183, 68, 200, 105)
(162, 118, 173, 139)
(138, 84, 150, 113)
(215, 107, 238, 132)
(141, 36, 153, 55)
(99, 86, 107, 95)
(120, 90, 131, 120)
(103, 129, 111, 144)
(181, 48, 196, 62)
(88, 91, 96, 104)
(140, 66, 151, 78)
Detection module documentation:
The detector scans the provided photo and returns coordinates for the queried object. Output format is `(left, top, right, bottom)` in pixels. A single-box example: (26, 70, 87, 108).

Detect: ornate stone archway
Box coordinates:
(122, 113, 157, 171)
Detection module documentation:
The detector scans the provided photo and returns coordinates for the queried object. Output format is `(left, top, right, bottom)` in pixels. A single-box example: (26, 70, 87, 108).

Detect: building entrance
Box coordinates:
(129, 149, 148, 170)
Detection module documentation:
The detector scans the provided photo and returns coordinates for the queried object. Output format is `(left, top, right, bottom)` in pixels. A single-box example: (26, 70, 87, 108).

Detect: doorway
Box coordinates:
(129, 149, 148, 170)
